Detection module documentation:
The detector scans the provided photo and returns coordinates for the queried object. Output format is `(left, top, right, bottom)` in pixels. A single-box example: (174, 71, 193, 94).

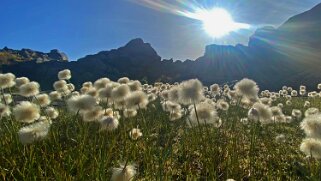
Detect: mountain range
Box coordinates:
(2, 3, 321, 91)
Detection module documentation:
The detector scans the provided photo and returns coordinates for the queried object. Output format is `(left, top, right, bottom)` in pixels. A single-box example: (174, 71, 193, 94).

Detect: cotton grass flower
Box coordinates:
(234, 78, 259, 98)
(82, 106, 103, 122)
(210, 84, 220, 95)
(99, 116, 119, 131)
(49, 91, 61, 101)
(217, 100, 229, 111)
(15, 77, 29, 88)
(178, 79, 204, 105)
(300, 138, 321, 159)
(19, 81, 40, 97)
(300, 89, 306, 96)
(128, 80, 142, 91)
(33, 94, 51, 107)
(98, 86, 113, 100)
(1, 94, 13, 104)
(82, 81, 93, 88)
(67, 83, 75, 91)
(168, 86, 180, 103)
(169, 110, 183, 121)
(94, 78, 110, 89)
(291, 90, 298, 97)
(125, 91, 149, 109)
(0, 73, 15, 89)
(300, 114, 321, 139)
(18, 120, 51, 144)
(111, 163, 136, 181)
(0, 103, 11, 118)
(304, 101, 310, 108)
(147, 93, 157, 102)
(58, 69, 71, 80)
(13, 101, 40, 123)
(87, 88, 98, 98)
(188, 102, 218, 126)
(123, 109, 137, 118)
(129, 128, 142, 140)
(111, 84, 130, 101)
(305, 107, 319, 117)
(53, 80, 68, 92)
(118, 77, 130, 84)
(45, 107, 59, 119)
(162, 101, 181, 112)
(271, 106, 283, 117)
(67, 95, 96, 113)
(249, 103, 273, 124)
(292, 109, 302, 119)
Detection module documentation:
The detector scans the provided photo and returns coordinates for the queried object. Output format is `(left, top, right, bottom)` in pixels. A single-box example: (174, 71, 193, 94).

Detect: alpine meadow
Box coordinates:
(2, 0, 321, 180)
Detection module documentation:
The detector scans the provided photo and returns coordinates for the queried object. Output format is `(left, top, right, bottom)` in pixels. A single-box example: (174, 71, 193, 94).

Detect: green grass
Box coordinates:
(1, 97, 321, 180)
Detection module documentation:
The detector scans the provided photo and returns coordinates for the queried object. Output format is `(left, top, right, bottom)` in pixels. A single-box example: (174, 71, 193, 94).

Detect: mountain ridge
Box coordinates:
(3, 3, 321, 90)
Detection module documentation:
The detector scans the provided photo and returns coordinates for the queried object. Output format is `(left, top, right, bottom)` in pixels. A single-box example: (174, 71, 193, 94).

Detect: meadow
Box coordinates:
(1, 70, 321, 180)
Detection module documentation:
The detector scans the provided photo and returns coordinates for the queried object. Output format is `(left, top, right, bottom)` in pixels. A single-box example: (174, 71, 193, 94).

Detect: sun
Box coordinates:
(189, 8, 250, 38)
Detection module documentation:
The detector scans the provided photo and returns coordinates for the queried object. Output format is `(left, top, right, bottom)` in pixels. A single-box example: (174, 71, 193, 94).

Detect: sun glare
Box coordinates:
(187, 8, 250, 38)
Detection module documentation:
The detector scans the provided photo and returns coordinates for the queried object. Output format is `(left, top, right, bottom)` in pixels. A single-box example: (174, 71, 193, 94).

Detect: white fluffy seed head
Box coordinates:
(128, 80, 142, 91)
(13, 101, 40, 123)
(94, 78, 110, 89)
(67, 95, 96, 113)
(217, 100, 229, 111)
(129, 128, 142, 140)
(234, 78, 259, 99)
(1, 93, 13, 104)
(58, 69, 71, 80)
(188, 102, 218, 126)
(15, 77, 30, 88)
(45, 107, 59, 119)
(86, 88, 98, 98)
(99, 116, 119, 131)
(0, 73, 16, 89)
(33, 94, 51, 107)
(67, 83, 75, 91)
(251, 103, 273, 124)
(123, 109, 137, 118)
(53, 80, 68, 92)
(19, 81, 40, 97)
(49, 91, 62, 101)
(162, 101, 181, 113)
(168, 86, 180, 103)
(82, 81, 93, 88)
(0, 103, 11, 118)
(125, 91, 149, 110)
(82, 106, 103, 122)
(300, 114, 321, 139)
(111, 163, 136, 181)
(169, 110, 183, 121)
(305, 107, 319, 117)
(178, 79, 204, 105)
(18, 120, 51, 144)
(300, 138, 321, 159)
(271, 106, 283, 116)
(118, 77, 130, 84)
(111, 84, 130, 101)
(210, 84, 220, 94)
(292, 109, 302, 119)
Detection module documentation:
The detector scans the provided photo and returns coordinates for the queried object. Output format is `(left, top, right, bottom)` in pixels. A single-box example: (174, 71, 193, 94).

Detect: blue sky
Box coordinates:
(1, 0, 320, 61)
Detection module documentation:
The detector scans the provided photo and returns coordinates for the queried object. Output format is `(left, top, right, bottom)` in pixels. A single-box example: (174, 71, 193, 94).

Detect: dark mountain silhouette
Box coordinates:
(2, 3, 321, 90)
(0, 47, 68, 65)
